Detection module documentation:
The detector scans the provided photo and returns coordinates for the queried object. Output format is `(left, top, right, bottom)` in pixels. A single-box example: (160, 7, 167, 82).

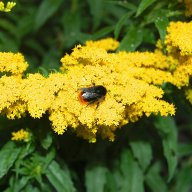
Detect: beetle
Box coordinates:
(78, 83, 107, 109)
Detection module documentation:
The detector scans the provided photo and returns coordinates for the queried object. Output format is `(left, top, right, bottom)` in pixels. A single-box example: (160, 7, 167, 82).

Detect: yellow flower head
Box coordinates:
(11, 129, 29, 141)
(185, 87, 192, 104)
(0, 2, 16, 12)
(0, 2, 4, 11)
(21, 73, 55, 118)
(85, 38, 120, 51)
(56, 44, 175, 142)
(0, 38, 176, 143)
(0, 75, 23, 113)
(0, 52, 28, 74)
(165, 21, 192, 56)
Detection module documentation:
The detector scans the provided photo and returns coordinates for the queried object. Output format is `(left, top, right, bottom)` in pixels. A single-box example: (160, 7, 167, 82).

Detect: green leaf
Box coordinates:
(39, 67, 49, 77)
(154, 116, 178, 182)
(85, 163, 107, 192)
(120, 149, 144, 192)
(0, 18, 19, 40)
(105, 1, 137, 11)
(40, 131, 53, 150)
(17, 14, 35, 38)
(34, 0, 64, 31)
(22, 183, 41, 192)
(24, 39, 46, 56)
(175, 167, 192, 192)
(136, 0, 158, 17)
(43, 147, 56, 170)
(105, 170, 118, 192)
(154, 10, 169, 44)
(114, 11, 135, 39)
(0, 32, 18, 52)
(46, 160, 75, 192)
(145, 162, 168, 192)
(87, 0, 103, 30)
(12, 176, 30, 192)
(117, 28, 143, 52)
(178, 142, 192, 157)
(76, 32, 92, 44)
(128, 135, 153, 171)
(0, 141, 21, 179)
(92, 26, 115, 41)
(142, 28, 156, 44)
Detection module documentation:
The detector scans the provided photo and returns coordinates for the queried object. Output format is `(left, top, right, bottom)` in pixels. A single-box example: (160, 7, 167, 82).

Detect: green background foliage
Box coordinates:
(0, 0, 192, 191)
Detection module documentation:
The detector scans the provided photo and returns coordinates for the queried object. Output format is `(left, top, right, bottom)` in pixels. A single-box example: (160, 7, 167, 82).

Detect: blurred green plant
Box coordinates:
(0, 0, 192, 191)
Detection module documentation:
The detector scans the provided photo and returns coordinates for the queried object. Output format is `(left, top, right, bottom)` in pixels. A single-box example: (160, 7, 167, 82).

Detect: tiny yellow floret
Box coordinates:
(11, 129, 28, 141)
(0, 1, 16, 12)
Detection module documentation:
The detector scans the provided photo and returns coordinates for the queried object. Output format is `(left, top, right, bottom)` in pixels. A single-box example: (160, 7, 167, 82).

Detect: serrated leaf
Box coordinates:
(154, 10, 169, 44)
(178, 142, 192, 157)
(128, 134, 153, 171)
(145, 163, 168, 192)
(120, 149, 144, 192)
(0, 141, 21, 179)
(85, 163, 107, 192)
(154, 116, 178, 182)
(92, 26, 115, 41)
(46, 160, 75, 192)
(175, 167, 192, 192)
(114, 11, 135, 39)
(117, 28, 143, 52)
(136, 0, 158, 17)
(34, 0, 64, 31)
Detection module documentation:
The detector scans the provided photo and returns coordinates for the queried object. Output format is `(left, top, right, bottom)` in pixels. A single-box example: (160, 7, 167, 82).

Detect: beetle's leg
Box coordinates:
(96, 100, 100, 109)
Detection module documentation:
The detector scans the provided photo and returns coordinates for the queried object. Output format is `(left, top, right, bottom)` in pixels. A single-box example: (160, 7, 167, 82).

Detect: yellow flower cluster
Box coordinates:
(11, 129, 28, 141)
(185, 88, 192, 104)
(85, 38, 120, 51)
(0, 52, 29, 74)
(57, 39, 175, 142)
(163, 21, 192, 88)
(165, 21, 192, 56)
(0, 1, 16, 12)
(0, 38, 177, 142)
(178, 0, 192, 17)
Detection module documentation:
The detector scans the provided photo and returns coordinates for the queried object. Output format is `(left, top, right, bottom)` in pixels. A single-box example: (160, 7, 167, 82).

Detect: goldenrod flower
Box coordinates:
(0, 2, 4, 11)
(0, 38, 177, 142)
(165, 21, 192, 56)
(21, 73, 55, 118)
(57, 45, 175, 142)
(0, 75, 23, 113)
(11, 129, 28, 141)
(156, 21, 192, 88)
(185, 87, 192, 104)
(0, 1, 16, 12)
(85, 38, 120, 51)
(0, 52, 28, 74)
